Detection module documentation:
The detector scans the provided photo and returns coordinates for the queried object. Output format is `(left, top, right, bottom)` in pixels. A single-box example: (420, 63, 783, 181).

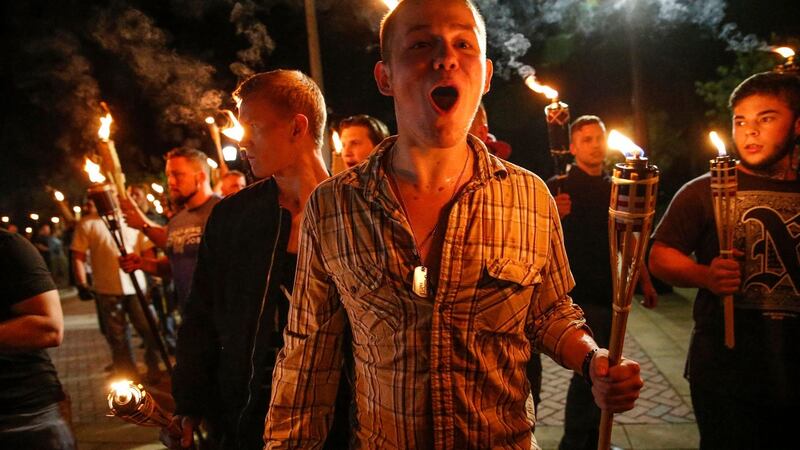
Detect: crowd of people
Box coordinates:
(1, 1, 798, 449)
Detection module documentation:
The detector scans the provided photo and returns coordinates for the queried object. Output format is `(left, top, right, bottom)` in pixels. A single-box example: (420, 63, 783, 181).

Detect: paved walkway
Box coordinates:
(49, 287, 701, 449)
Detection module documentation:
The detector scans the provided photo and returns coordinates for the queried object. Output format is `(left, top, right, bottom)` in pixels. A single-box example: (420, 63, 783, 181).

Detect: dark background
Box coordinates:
(1, 0, 798, 228)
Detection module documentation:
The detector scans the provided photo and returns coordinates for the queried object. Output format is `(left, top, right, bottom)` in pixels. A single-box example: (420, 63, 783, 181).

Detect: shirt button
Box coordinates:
(349, 285, 357, 294)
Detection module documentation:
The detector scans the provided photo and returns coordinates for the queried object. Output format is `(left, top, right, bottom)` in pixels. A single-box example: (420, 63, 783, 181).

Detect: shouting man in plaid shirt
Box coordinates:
(266, 1, 644, 448)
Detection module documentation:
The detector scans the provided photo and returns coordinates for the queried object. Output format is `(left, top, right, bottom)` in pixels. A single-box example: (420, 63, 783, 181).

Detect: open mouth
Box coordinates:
(430, 86, 459, 113)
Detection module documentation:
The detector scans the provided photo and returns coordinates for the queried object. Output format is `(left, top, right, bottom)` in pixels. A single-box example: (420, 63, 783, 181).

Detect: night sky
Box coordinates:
(1, 0, 798, 227)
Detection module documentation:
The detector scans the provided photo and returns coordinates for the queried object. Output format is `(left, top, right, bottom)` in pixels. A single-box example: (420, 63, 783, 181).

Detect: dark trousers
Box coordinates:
(559, 303, 612, 450)
(691, 383, 794, 450)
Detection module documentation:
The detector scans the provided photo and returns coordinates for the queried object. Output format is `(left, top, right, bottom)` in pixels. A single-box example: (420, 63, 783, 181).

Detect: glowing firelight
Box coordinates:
(154, 202, 164, 215)
(221, 110, 244, 142)
(772, 46, 795, 59)
(30, 213, 40, 221)
(205, 116, 216, 125)
(109, 380, 136, 403)
(51, 217, 60, 224)
(25, 227, 33, 234)
(607, 130, 645, 159)
(709, 131, 727, 157)
(98, 113, 113, 142)
(73, 206, 81, 214)
(207, 158, 219, 170)
(1, 216, 9, 223)
(382, 0, 399, 10)
(150, 183, 164, 194)
(54, 190, 65, 202)
(84, 159, 107, 184)
(222, 146, 239, 162)
(524, 76, 559, 101)
(146, 193, 155, 203)
(332, 131, 343, 155)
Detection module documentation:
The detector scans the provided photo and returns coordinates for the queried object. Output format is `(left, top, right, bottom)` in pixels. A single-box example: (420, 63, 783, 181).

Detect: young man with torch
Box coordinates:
(649, 71, 800, 448)
(162, 70, 347, 450)
(119, 148, 219, 315)
(548, 115, 658, 450)
(265, 1, 643, 448)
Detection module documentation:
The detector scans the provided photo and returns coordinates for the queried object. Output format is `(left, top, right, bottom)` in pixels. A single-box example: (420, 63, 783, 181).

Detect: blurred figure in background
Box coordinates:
(339, 114, 390, 169)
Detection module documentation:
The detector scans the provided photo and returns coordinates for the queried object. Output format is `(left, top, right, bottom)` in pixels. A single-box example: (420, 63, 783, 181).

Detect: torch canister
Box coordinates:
(545, 100, 571, 177)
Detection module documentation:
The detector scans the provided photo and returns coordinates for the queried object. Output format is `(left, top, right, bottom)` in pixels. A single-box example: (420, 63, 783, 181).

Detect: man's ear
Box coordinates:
(483, 59, 493, 95)
(291, 114, 310, 141)
(570, 141, 578, 156)
(375, 61, 393, 96)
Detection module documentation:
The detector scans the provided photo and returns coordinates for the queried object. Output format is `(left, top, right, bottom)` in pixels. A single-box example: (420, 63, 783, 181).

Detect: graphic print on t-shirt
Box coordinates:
(735, 190, 800, 315)
(167, 225, 203, 255)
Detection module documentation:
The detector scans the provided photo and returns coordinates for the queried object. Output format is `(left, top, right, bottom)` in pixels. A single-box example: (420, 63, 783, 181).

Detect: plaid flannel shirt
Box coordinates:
(266, 136, 586, 449)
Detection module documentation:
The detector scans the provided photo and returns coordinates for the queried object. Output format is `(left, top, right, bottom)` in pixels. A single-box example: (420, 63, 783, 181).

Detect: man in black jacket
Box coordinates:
(165, 70, 330, 449)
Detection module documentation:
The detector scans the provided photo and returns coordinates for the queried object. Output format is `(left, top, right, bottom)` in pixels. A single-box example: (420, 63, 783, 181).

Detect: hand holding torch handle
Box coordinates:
(710, 155, 738, 349)
(598, 154, 659, 450)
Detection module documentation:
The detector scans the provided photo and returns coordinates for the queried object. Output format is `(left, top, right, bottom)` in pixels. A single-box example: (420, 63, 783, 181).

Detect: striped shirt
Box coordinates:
(266, 136, 587, 450)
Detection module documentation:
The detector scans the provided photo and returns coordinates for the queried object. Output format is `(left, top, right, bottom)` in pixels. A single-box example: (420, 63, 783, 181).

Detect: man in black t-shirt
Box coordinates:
(0, 229, 76, 449)
(544, 116, 657, 450)
(649, 72, 800, 449)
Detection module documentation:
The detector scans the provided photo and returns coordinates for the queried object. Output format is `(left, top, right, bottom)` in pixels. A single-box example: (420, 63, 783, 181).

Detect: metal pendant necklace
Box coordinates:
(390, 147, 470, 297)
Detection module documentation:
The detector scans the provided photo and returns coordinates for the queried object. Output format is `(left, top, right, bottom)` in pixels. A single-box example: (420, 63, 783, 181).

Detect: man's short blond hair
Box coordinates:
(232, 69, 327, 147)
(379, 0, 488, 63)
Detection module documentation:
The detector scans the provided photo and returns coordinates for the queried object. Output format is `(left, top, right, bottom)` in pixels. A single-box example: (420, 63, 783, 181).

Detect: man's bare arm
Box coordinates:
(0, 290, 64, 352)
(648, 241, 740, 296)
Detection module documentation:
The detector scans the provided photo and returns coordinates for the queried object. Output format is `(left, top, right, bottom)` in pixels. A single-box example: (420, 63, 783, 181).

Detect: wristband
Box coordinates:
(582, 348, 599, 387)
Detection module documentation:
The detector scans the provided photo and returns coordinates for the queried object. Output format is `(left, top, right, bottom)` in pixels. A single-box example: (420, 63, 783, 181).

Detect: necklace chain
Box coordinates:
(390, 147, 470, 254)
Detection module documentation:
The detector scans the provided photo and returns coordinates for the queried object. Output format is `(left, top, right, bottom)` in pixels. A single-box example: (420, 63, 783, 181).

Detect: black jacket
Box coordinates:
(172, 178, 292, 449)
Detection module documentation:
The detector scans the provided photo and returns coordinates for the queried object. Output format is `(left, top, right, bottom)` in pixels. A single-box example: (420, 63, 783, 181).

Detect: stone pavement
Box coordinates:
(49, 287, 701, 449)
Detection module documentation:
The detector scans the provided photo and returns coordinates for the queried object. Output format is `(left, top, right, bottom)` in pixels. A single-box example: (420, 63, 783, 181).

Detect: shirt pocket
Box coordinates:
(336, 263, 400, 343)
(475, 257, 542, 335)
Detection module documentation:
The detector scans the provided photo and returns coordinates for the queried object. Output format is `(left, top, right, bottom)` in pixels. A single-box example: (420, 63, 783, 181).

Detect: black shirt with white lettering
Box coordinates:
(653, 169, 800, 404)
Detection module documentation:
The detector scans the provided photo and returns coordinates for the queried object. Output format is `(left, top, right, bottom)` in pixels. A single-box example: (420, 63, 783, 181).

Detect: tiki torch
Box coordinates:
(97, 103, 128, 200)
(108, 380, 172, 427)
(598, 130, 659, 450)
(221, 110, 255, 185)
(83, 171, 173, 376)
(330, 130, 345, 175)
(524, 76, 571, 180)
(771, 46, 797, 73)
(205, 116, 229, 178)
(709, 131, 738, 349)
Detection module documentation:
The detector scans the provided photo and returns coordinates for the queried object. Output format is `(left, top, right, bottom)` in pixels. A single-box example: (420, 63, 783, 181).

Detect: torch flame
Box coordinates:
(607, 130, 645, 159)
(332, 131, 343, 154)
(205, 116, 216, 125)
(83, 159, 107, 183)
(709, 131, 727, 157)
(382, 0, 399, 10)
(206, 157, 219, 170)
(524, 75, 559, 101)
(221, 110, 244, 142)
(54, 190, 65, 202)
(98, 113, 113, 142)
(772, 46, 795, 59)
(150, 183, 164, 194)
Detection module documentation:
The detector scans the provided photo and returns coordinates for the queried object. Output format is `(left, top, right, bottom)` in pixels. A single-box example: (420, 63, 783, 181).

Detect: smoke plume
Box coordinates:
(91, 7, 223, 127)
(229, 0, 276, 79)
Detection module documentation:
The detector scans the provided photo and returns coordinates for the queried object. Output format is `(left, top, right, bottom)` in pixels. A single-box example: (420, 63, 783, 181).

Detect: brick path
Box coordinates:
(537, 333, 695, 426)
